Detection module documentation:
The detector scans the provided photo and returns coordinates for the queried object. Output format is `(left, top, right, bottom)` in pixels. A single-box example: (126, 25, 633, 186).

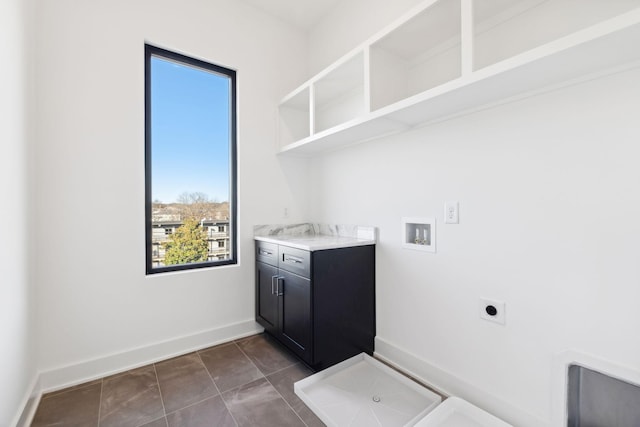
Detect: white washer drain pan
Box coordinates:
(413, 397, 512, 427)
(294, 353, 441, 427)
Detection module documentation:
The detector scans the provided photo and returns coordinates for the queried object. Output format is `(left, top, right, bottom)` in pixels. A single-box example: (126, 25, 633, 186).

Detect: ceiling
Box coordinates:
(240, 0, 535, 31)
(239, 0, 342, 29)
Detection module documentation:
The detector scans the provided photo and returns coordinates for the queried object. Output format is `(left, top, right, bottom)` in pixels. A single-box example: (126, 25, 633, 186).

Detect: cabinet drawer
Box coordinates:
(256, 241, 278, 266)
(279, 245, 311, 278)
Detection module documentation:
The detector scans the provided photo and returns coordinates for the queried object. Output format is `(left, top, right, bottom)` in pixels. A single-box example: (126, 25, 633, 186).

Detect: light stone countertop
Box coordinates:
(254, 223, 377, 251)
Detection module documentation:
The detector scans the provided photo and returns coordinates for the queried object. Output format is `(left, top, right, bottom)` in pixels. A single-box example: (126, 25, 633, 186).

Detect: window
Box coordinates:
(145, 45, 237, 274)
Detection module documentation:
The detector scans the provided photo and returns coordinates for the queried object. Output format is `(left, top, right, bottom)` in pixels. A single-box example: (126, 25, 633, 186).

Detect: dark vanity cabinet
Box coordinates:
(255, 240, 375, 370)
(256, 243, 312, 362)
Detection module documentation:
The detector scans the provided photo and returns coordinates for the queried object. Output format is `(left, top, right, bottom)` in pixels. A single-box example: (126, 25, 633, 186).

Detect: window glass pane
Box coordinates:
(145, 46, 236, 274)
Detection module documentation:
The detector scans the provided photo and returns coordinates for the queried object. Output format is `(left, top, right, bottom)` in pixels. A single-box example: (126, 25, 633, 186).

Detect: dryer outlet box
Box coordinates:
(480, 298, 506, 325)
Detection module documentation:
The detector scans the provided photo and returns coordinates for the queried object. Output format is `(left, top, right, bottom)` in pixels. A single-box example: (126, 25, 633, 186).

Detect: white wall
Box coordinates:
(0, 0, 37, 424)
(305, 2, 640, 426)
(34, 0, 309, 386)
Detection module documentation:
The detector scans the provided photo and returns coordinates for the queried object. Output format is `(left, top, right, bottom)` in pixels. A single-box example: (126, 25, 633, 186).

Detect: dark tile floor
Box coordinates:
(31, 334, 325, 427)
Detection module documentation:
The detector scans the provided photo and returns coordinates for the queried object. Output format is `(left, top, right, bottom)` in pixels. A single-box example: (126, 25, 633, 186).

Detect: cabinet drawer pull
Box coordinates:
(260, 249, 273, 256)
(271, 275, 278, 295)
(285, 256, 303, 264)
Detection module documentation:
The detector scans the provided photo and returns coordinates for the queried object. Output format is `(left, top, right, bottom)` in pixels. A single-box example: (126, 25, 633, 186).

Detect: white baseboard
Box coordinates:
(11, 374, 42, 427)
(39, 319, 263, 393)
(374, 336, 547, 427)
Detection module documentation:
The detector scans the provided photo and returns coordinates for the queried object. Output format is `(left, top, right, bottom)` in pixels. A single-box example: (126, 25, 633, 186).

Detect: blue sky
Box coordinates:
(151, 56, 231, 204)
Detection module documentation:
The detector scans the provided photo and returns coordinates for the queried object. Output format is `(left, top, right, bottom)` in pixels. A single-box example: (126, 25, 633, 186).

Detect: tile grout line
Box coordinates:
(234, 335, 298, 378)
(228, 338, 303, 425)
(264, 359, 302, 377)
(236, 337, 313, 427)
(133, 415, 167, 427)
(96, 379, 103, 427)
(264, 374, 313, 427)
(232, 339, 267, 380)
(161, 394, 218, 417)
(195, 349, 224, 398)
(196, 349, 240, 427)
(152, 364, 169, 421)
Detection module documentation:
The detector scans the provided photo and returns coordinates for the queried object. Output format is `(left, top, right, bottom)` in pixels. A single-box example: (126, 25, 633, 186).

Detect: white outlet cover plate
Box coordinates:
(444, 201, 459, 224)
(480, 298, 506, 325)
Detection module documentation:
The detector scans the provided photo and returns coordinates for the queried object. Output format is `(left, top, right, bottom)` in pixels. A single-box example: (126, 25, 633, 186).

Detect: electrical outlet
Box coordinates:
(480, 298, 506, 325)
(444, 201, 459, 224)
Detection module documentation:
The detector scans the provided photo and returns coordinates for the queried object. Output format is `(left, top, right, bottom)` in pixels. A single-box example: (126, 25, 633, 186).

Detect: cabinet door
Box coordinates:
(278, 269, 312, 363)
(255, 261, 279, 336)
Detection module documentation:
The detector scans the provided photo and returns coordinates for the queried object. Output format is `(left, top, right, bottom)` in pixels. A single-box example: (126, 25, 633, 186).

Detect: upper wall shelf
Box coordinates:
(277, 0, 640, 156)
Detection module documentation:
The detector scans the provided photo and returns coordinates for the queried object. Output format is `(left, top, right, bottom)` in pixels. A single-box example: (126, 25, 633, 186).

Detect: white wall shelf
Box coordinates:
(277, 0, 640, 157)
(278, 86, 311, 147)
(314, 51, 366, 133)
(370, 0, 462, 111)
